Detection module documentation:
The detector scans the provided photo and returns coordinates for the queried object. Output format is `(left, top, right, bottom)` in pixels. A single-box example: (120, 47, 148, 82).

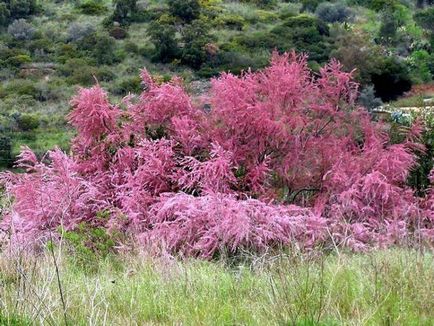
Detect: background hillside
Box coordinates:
(0, 0, 433, 167)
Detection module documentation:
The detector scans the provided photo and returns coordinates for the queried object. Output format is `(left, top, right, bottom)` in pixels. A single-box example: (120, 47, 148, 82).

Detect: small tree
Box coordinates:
(168, 0, 201, 23)
(0, 136, 12, 167)
(0, 3, 10, 27)
(67, 22, 96, 42)
(93, 34, 117, 65)
(181, 20, 216, 69)
(8, 19, 35, 40)
(315, 2, 354, 23)
(148, 18, 180, 63)
(113, 0, 137, 24)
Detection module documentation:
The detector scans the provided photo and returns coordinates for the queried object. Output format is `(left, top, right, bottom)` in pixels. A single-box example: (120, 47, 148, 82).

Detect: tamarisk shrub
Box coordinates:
(0, 52, 433, 256)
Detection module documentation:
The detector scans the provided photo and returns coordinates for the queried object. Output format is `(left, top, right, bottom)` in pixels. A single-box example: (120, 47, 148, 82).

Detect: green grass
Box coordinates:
(0, 248, 433, 325)
(9, 128, 74, 157)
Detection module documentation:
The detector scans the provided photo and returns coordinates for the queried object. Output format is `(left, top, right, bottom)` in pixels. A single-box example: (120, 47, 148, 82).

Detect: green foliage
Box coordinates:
(315, 2, 354, 23)
(214, 13, 246, 31)
(270, 14, 330, 63)
(378, 10, 399, 45)
(301, 0, 321, 12)
(112, 0, 137, 24)
(0, 136, 12, 167)
(94, 34, 117, 65)
(0, 79, 37, 99)
(371, 57, 412, 101)
(414, 7, 434, 33)
(60, 58, 115, 86)
(330, 30, 383, 86)
(16, 113, 39, 131)
(181, 20, 216, 69)
(4, 54, 31, 68)
(168, 0, 201, 23)
(148, 17, 180, 63)
(111, 75, 142, 95)
(408, 49, 432, 83)
(59, 220, 119, 272)
(7, 19, 35, 40)
(123, 40, 139, 54)
(77, 0, 107, 16)
(0, 3, 11, 27)
(0, 0, 37, 25)
(0, 313, 30, 326)
(358, 85, 383, 111)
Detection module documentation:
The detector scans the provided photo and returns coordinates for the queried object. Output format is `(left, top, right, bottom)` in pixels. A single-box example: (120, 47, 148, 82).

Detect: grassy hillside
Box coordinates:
(0, 0, 433, 167)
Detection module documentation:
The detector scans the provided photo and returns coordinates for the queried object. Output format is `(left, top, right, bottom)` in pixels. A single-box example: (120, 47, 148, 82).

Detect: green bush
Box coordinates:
(112, 0, 137, 24)
(148, 18, 180, 63)
(16, 113, 39, 131)
(408, 50, 432, 83)
(59, 220, 120, 272)
(8, 18, 35, 40)
(0, 79, 37, 99)
(0, 136, 12, 167)
(124, 41, 139, 54)
(214, 14, 246, 30)
(5, 54, 31, 67)
(77, 1, 107, 15)
(111, 75, 142, 95)
(93, 34, 118, 65)
(181, 20, 216, 69)
(168, 0, 201, 23)
(371, 57, 412, 101)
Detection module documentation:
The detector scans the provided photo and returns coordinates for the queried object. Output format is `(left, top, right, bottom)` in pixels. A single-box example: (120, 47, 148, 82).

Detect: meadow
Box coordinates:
(1, 248, 433, 325)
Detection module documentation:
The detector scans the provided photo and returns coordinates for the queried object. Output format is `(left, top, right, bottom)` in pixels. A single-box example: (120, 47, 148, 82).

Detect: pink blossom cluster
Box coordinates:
(1, 52, 433, 257)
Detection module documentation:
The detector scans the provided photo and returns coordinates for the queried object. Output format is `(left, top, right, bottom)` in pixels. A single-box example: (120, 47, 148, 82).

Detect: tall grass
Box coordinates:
(0, 248, 433, 325)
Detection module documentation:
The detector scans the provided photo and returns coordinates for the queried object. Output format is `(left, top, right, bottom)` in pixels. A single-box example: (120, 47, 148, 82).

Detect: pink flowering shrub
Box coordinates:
(0, 52, 433, 257)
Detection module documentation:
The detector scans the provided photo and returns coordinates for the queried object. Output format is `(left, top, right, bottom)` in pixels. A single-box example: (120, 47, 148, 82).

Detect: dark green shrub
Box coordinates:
(371, 57, 412, 101)
(112, 0, 137, 24)
(111, 75, 142, 95)
(58, 220, 120, 272)
(378, 10, 399, 45)
(0, 80, 37, 99)
(95, 66, 116, 82)
(214, 14, 246, 31)
(16, 113, 39, 131)
(5, 54, 31, 67)
(414, 7, 434, 33)
(301, 0, 321, 12)
(77, 1, 107, 15)
(93, 34, 118, 65)
(56, 44, 81, 63)
(124, 40, 139, 54)
(0, 136, 12, 167)
(28, 38, 53, 54)
(269, 15, 330, 63)
(0, 3, 10, 27)
(240, 0, 276, 8)
(3, 0, 37, 21)
(168, 0, 201, 23)
(148, 18, 180, 63)
(181, 20, 216, 69)
(315, 2, 354, 23)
